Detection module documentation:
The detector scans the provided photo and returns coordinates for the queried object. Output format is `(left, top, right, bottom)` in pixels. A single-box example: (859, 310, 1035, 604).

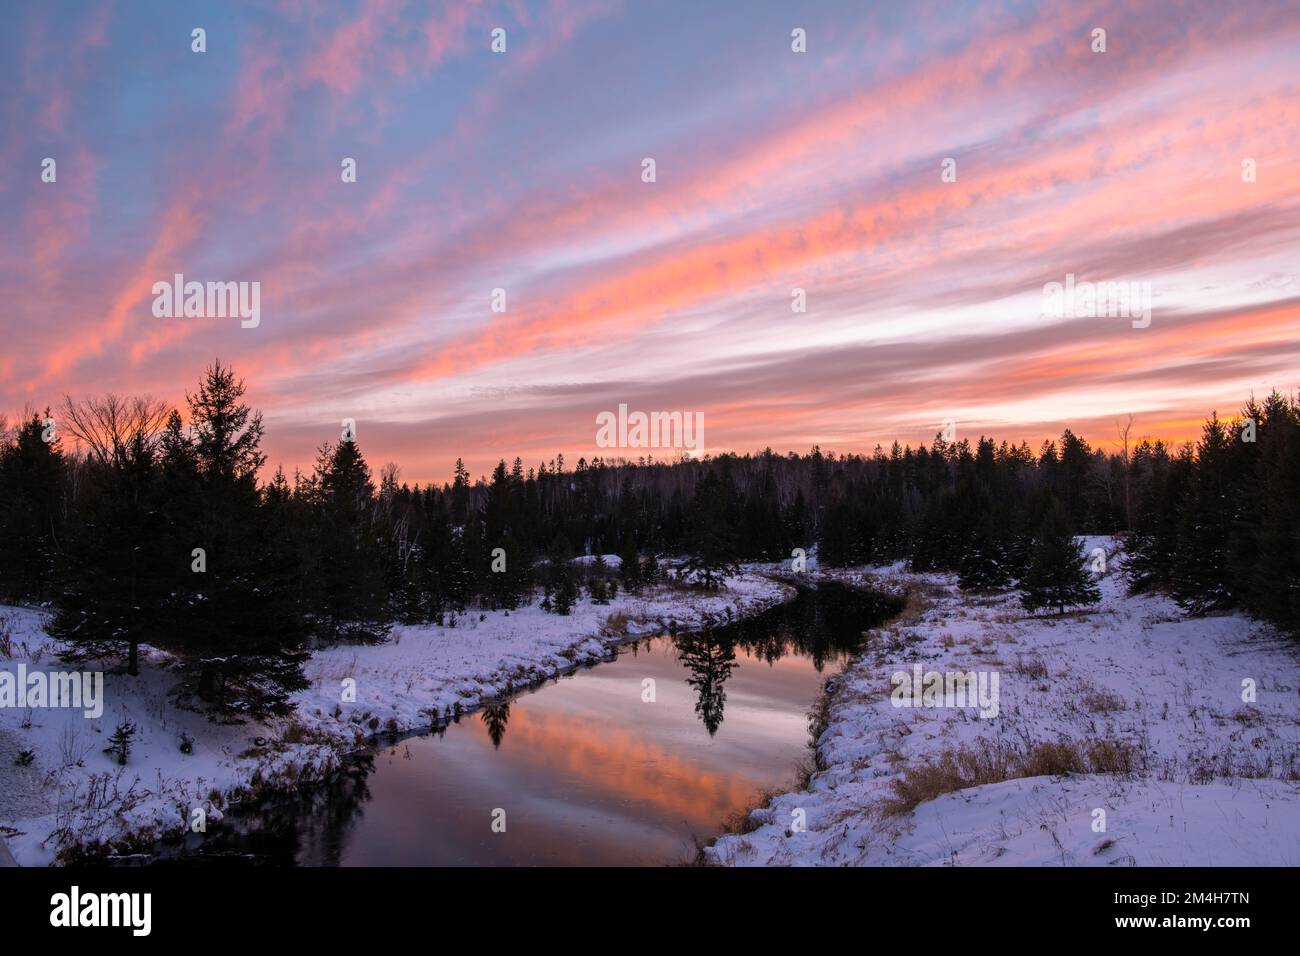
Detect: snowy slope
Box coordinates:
(708, 539, 1300, 866)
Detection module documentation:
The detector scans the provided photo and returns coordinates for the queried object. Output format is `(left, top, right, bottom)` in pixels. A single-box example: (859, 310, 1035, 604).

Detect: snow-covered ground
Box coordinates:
(708, 539, 1300, 866)
(0, 571, 791, 866)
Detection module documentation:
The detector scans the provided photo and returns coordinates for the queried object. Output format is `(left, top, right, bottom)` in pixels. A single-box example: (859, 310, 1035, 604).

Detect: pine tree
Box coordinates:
(1019, 502, 1101, 615)
(588, 553, 611, 604)
(640, 551, 660, 585)
(619, 533, 642, 592)
(958, 513, 1012, 591)
(482, 460, 531, 608)
(681, 471, 741, 589)
(0, 412, 64, 601)
(51, 430, 164, 677)
(546, 534, 578, 614)
(455, 513, 485, 610)
(818, 491, 860, 567)
(172, 362, 308, 716)
(1170, 415, 1237, 614)
(1241, 395, 1300, 631)
(313, 437, 388, 641)
(1124, 441, 1189, 593)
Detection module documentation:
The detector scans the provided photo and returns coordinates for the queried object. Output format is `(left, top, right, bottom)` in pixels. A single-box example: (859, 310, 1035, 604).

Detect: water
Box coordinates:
(173, 582, 901, 866)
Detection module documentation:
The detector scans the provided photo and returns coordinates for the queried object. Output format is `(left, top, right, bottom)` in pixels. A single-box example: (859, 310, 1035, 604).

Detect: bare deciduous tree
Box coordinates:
(1115, 414, 1135, 530)
(59, 393, 171, 466)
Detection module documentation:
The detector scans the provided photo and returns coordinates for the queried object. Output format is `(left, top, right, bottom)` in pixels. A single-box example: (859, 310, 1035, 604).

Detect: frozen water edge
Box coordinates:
(0, 571, 793, 866)
(707, 538, 1300, 866)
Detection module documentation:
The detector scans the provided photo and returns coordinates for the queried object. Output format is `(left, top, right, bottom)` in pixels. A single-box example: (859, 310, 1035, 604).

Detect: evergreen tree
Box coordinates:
(545, 534, 578, 614)
(1170, 415, 1236, 614)
(455, 513, 485, 610)
(1019, 502, 1101, 615)
(1124, 441, 1189, 592)
(587, 553, 611, 604)
(619, 533, 642, 592)
(681, 471, 740, 589)
(482, 460, 530, 608)
(51, 430, 164, 677)
(313, 437, 388, 641)
(819, 490, 864, 567)
(172, 362, 308, 716)
(0, 412, 64, 601)
(640, 551, 660, 585)
(1241, 395, 1300, 630)
(958, 513, 1012, 591)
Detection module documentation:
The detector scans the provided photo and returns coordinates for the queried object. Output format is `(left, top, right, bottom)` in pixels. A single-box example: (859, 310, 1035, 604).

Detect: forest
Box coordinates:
(1, 360, 1296, 719)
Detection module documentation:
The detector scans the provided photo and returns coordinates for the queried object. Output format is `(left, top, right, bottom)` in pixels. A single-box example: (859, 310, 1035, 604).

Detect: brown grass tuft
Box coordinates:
(880, 736, 1140, 817)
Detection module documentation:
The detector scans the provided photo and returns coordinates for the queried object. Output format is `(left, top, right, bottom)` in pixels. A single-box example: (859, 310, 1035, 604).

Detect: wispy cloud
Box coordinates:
(4, 0, 1298, 482)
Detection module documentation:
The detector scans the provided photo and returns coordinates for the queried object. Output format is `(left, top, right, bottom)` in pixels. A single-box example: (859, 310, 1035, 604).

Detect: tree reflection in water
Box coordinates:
(674, 628, 737, 736)
(671, 582, 903, 735)
(480, 701, 510, 749)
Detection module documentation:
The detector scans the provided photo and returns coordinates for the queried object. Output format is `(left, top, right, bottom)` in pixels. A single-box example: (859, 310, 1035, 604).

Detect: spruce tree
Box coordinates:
(546, 534, 578, 614)
(619, 533, 642, 592)
(51, 431, 164, 677)
(681, 471, 740, 589)
(1124, 441, 1189, 593)
(588, 553, 611, 604)
(173, 362, 308, 716)
(1242, 395, 1300, 630)
(0, 412, 64, 601)
(313, 437, 388, 641)
(640, 551, 660, 585)
(1019, 502, 1101, 615)
(1170, 415, 1236, 614)
(958, 513, 1012, 591)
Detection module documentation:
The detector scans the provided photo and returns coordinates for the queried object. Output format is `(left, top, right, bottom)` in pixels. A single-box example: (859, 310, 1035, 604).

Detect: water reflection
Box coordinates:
(675, 630, 737, 736)
(154, 582, 901, 866)
(481, 701, 510, 749)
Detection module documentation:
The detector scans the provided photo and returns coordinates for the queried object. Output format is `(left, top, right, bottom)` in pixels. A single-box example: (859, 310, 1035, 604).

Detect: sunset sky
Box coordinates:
(4, 0, 1299, 485)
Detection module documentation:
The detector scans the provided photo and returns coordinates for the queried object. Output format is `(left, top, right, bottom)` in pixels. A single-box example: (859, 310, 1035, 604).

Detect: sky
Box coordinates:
(3, 0, 1299, 486)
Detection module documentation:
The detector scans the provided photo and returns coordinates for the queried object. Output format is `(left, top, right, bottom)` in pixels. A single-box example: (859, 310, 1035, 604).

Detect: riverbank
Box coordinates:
(0, 571, 793, 866)
(707, 539, 1300, 866)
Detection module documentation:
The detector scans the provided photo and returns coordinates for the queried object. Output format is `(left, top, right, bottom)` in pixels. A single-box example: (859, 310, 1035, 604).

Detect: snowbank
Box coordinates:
(708, 539, 1300, 866)
(0, 571, 791, 865)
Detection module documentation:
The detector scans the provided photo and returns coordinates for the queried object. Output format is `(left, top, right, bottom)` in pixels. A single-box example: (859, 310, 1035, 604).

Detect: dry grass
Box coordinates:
(1083, 690, 1125, 713)
(879, 736, 1141, 817)
(281, 719, 337, 747)
(1185, 744, 1300, 783)
(895, 582, 942, 626)
(1014, 654, 1049, 679)
(600, 612, 631, 638)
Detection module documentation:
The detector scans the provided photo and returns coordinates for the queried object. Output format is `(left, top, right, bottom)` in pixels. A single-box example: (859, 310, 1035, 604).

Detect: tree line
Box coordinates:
(1, 361, 1295, 718)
